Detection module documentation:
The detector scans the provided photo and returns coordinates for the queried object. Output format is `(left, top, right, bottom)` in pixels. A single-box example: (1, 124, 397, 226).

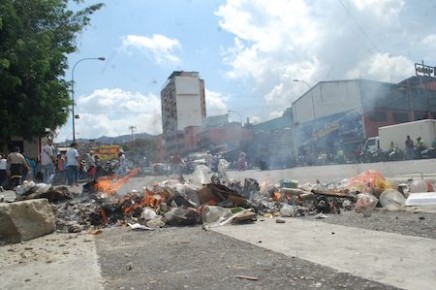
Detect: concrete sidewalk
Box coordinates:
(0, 233, 103, 290)
(212, 217, 436, 290)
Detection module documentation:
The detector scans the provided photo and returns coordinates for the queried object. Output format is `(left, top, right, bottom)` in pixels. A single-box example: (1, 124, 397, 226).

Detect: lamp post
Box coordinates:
(293, 79, 317, 154)
(71, 57, 105, 142)
(228, 110, 243, 126)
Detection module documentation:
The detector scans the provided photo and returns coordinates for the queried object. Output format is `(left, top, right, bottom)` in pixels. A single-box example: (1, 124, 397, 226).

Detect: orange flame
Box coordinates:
(141, 189, 164, 209)
(95, 168, 140, 195)
(273, 191, 281, 201)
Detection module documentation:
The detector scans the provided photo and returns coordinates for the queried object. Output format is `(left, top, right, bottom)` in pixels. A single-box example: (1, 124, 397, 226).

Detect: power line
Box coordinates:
(337, 0, 380, 53)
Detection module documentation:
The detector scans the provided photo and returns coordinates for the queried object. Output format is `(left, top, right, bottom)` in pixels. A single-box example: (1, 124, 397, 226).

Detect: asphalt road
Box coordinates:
(2, 159, 436, 290)
(226, 158, 436, 184)
(118, 158, 436, 195)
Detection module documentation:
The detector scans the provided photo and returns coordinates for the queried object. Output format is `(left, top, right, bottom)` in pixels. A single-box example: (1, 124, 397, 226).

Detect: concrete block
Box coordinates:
(0, 199, 56, 243)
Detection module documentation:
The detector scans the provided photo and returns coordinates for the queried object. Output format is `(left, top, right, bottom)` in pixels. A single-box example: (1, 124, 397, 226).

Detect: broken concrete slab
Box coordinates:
(0, 199, 56, 243)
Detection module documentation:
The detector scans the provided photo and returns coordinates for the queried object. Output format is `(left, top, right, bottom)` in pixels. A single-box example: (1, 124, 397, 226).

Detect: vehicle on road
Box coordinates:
(362, 119, 436, 162)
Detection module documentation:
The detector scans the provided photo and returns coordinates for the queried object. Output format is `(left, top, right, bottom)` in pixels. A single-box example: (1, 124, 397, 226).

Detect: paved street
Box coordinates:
(226, 158, 436, 185)
(115, 158, 436, 196)
(1, 159, 436, 289)
(212, 217, 436, 290)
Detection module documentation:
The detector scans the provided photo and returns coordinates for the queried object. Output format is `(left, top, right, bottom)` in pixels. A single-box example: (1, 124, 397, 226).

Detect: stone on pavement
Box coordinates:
(0, 199, 56, 243)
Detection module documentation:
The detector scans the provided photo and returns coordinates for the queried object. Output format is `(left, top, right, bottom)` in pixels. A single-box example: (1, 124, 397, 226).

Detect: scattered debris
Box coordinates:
(2, 168, 430, 244)
(128, 223, 155, 231)
(235, 275, 259, 281)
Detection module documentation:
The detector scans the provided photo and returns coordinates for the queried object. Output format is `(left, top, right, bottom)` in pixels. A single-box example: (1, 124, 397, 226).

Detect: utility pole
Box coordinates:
(129, 125, 137, 142)
(71, 57, 105, 142)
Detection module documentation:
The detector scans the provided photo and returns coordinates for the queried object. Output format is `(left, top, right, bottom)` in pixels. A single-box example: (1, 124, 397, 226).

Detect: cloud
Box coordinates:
(347, 53, 414, 82)
(352, 0, 405, 23)
(56, 88, 162, 142)
(215, 0, 435, 114)
(205, 89, 229, 116)
(121, 34, 182, 65)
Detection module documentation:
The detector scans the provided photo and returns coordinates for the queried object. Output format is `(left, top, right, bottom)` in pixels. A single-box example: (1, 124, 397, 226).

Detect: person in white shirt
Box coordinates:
(41, 139, 55, 183)
(117, 151, 128, 177)
(66, 142, 80, 186)
(0, 153, 7, 187)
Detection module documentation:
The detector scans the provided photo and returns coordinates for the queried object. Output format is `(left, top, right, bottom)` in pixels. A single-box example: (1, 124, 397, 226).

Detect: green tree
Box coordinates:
(0, 0, 103, 142)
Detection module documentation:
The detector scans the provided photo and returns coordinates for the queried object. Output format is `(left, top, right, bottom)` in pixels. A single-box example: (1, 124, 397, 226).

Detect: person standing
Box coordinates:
(238, 152, 247, 171)
(66, 142, 80, 187)
(22, 153, 37, 182)
(0, 153, 7, 188)
(170, 152, 183, 176)
(6, 146, 31, 188)
(117, 150, 128, 177)
(405, 135, 414, 160)
(86, 151, 97, 179)
(54, 153, 66, 185)
(41, 139, 55, 183)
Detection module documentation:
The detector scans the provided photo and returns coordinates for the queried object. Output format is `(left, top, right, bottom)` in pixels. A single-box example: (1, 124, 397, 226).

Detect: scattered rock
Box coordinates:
(0, 199, 56, 244)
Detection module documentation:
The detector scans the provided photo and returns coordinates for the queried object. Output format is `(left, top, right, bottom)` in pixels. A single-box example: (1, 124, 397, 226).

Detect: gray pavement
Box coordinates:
(2, 215, 434, 290)
(0, 233, 103, 290)
(212, 217, 436, 290)
(226, 158, 436, 185)
(2, 159, 436, 289)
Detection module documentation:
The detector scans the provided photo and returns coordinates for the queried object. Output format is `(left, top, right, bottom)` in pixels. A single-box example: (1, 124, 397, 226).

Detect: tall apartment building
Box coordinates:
(161, 71, 206, 154)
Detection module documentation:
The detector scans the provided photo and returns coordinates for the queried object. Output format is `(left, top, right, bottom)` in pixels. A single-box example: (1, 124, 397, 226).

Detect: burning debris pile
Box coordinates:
(2, 168, 436, 243)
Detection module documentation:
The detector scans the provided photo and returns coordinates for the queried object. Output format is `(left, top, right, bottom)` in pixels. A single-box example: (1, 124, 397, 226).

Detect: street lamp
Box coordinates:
(228, 110, 243, 126)
(71, 57, 105, 142)
(293, 79, 317, 153)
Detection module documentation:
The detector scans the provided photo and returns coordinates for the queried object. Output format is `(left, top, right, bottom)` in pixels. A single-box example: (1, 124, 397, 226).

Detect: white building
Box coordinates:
(161, 71, 206, 153)
(291, 79, 392, 156)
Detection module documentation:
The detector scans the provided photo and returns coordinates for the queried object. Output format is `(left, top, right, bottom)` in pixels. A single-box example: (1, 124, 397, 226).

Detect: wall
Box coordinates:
(292, 80, 362, 124)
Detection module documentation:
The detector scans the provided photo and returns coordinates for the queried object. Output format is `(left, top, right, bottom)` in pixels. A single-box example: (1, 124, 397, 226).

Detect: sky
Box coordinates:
(55, 0, 436, 142)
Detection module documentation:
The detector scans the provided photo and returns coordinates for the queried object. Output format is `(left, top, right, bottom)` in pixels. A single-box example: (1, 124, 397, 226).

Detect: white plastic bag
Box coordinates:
(354, 193, 378, 217)
(201, 205, 233, 224)
(191, 165, 210, 185)
(218, 159, 230, 183)
(379, 189, 405, 211)
(141, 207, 157, 220)
(280, 203, 298, 217)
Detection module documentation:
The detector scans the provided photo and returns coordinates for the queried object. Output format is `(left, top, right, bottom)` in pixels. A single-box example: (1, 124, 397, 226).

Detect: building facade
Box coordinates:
(291, 77, 436, 160)
(161, 71, 206, 155)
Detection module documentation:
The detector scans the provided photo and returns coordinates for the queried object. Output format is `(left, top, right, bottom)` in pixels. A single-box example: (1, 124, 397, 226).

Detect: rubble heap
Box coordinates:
(1, 169, 435, 243)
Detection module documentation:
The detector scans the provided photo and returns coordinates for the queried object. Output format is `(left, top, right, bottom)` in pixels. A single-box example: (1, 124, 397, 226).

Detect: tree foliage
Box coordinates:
(0, 0, 103, 141)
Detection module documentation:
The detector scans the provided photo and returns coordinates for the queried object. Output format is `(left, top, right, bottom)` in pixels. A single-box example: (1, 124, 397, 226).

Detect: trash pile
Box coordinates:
(2, 168, 436, 237)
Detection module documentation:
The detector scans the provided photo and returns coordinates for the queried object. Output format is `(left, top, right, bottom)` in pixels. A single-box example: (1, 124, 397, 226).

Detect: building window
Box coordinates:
(368, 111, 387, 122)
(393, 112, 409, 123)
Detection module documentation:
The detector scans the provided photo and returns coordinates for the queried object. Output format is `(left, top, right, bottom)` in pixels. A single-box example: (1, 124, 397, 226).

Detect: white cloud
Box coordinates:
(347, 53, 414, 82)
(215, 0, 434, 116)
(249, 116, 260, 124)
(205, 89, 229, 116)
(422, 34, 436, 59)
(353, 0, 405, 23)
(121, 34, 182, 65)
(56, 88, 162, 142)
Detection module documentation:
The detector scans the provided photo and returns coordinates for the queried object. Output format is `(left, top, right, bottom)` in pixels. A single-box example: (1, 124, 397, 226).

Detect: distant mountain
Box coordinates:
(96, 132, 156, 144)
(72, 132, 157, 145)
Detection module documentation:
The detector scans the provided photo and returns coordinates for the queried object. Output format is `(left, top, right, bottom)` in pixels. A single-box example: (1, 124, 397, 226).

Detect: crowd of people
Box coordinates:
(0, 139, 129, 190)
(404, 135, 436, 160)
